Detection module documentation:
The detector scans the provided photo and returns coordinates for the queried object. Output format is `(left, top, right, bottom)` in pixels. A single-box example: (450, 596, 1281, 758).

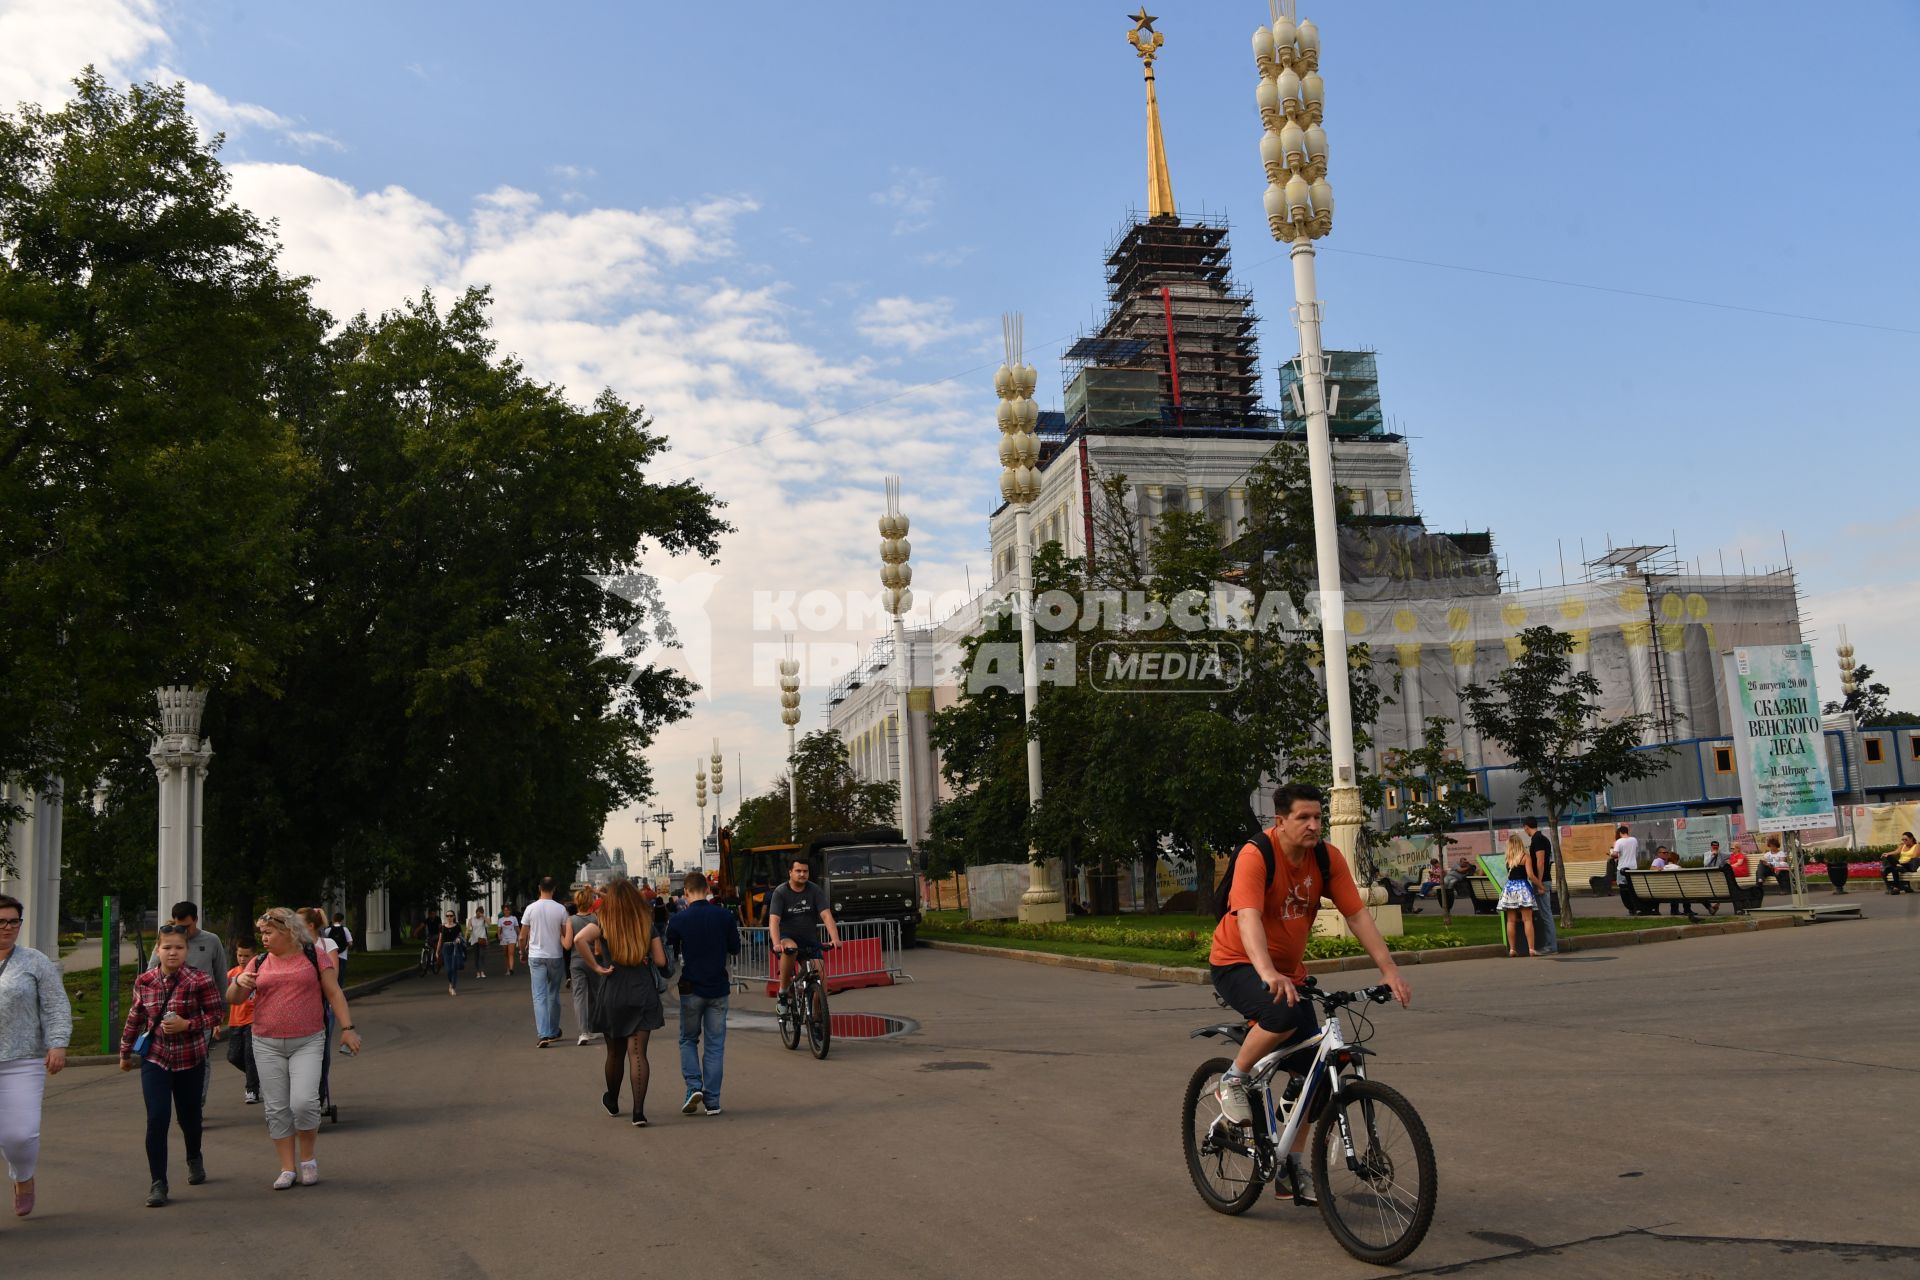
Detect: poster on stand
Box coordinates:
(1723, 644, 1834, 834)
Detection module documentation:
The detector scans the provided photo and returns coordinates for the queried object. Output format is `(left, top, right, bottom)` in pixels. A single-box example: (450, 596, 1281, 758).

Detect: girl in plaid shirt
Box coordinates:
(119, 926, 226, 1207)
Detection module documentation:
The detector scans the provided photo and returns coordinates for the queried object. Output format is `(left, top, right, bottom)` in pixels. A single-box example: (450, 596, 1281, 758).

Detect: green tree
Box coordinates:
(1381, 716, 1490, 883)
(0, 73, 322, 860)
(1822, 661, 1894, 724)
(789, 730, 897, 846)
(1464, 625, 1669, 927)
(729, 786, 793, 851)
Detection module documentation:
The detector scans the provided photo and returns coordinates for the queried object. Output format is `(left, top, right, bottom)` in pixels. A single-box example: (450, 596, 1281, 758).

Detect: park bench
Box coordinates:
(1620, 866, 1763, 915)
(1458, 876, 1502, 914)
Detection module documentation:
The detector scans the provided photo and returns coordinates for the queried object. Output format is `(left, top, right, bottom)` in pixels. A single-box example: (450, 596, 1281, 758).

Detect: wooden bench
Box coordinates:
(1621, 866, 1763, 915)
(1458, 876, 1503, 914)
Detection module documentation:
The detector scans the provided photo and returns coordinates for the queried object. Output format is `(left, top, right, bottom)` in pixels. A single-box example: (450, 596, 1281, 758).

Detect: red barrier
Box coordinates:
(764, 936, 893, 996)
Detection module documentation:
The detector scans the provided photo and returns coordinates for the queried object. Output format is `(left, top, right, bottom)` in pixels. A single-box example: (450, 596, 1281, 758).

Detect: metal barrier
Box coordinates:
(728, 919, 913, 995)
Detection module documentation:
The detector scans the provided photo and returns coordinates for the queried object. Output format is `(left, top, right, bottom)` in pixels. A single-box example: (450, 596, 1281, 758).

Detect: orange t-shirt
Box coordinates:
(225, 964, 256, 1028)
(1208, 834, 1364, 981)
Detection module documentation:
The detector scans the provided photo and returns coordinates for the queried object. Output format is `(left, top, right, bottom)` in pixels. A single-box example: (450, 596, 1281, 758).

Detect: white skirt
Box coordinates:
(1497, 881, 1537, 911)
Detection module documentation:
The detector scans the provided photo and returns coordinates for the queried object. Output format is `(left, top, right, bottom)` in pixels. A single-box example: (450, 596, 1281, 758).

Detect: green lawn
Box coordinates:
(921, 907, 1675, 968)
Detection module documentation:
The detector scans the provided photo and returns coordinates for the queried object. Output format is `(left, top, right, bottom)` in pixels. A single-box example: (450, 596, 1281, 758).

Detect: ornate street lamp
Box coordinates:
(1251, 3, 1365, 858)
(880, 478, 919, 846)
(694, 762, 707, 855)
(996, 312, 1065, 923)
(778, 640, 802, 841)
(710, 740, 724, 842)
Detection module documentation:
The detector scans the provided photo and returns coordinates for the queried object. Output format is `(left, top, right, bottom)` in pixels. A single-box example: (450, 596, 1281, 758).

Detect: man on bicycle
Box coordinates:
(767, 855, 841, 1000)
(1210, 782, 1412, 1201)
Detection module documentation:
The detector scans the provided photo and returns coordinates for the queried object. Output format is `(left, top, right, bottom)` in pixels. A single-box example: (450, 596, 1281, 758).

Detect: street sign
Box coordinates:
(1723, 644, 1833, 834)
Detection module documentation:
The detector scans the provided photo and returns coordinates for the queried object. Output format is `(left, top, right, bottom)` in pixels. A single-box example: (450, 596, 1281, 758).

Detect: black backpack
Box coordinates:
(1211, 832, 1333, 919)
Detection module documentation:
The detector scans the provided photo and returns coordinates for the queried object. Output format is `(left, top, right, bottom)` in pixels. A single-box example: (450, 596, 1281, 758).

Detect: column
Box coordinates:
(363, 886, 392, 952)
(0, 780, 63, 957)
(151, 686, 213, 916)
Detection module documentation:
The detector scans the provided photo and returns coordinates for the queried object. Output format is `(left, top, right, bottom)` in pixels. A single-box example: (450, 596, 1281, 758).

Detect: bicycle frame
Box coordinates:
(1202, 997, 1378, 1184)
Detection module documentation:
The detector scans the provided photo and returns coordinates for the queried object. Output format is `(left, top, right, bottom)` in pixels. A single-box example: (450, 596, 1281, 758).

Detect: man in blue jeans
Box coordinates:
(665, 871, 740, 1115)
(520, 878, 569, 1047)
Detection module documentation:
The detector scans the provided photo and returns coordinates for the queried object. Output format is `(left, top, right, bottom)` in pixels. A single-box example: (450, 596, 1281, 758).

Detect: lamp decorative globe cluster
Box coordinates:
(1837, 626, 1858, 698)
(879, 476, 913, 618)
(996, 312, 1040, 505)
(709, 741, 723, 803)
(694, 763, 707, 811)
(1252, 8, 1332, 242)
(778, 655, 802, 727)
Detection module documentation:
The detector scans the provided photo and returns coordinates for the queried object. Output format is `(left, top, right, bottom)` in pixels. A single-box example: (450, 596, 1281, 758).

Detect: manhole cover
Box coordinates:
(921, 1060, 992, 1071)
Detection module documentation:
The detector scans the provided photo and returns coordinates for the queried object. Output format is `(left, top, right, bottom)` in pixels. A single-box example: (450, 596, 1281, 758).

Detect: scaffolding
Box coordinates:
(1279, 349, 1386, 436)
(1062, 210, 1268, 432)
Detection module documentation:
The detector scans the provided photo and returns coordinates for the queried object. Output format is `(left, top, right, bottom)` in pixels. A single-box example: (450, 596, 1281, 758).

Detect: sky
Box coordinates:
(5, 0, 1917, 868)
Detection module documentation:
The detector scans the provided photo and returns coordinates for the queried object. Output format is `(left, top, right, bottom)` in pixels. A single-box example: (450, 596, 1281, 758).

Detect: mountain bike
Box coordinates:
(1183, 979, 1437, 1266)
(775, 941, 834, 1060)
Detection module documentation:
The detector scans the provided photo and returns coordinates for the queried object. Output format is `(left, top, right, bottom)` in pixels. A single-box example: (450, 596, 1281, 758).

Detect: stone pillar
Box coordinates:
(1, 779, 63, 957)
(150, 687, 213, 916)
(363, 886, 392, 952)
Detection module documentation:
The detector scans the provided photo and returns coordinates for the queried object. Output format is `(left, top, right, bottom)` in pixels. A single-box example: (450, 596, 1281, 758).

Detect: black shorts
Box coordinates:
(780, 938, 823, 962)
(1211, 963, 1319, 1045)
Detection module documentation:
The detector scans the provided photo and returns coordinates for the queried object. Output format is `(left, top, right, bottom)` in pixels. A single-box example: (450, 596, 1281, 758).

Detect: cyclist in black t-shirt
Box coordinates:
(767, 856, 841, 999)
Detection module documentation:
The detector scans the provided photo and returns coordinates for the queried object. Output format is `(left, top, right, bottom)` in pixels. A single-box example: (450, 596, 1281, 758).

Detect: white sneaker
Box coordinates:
(577, 1034, 591, 1046)
(1214, 1073, 1253, 1127)
(297, 1161, 319, 1187)
(1291, 1155, 1318, 1205)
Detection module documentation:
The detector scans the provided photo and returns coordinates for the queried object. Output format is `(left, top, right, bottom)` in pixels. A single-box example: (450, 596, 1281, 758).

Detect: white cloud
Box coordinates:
(870, 166, 941, 236)
(0, 0, 165, 109)
(855, 295, 984, 352)
(156, 66, 343, 152)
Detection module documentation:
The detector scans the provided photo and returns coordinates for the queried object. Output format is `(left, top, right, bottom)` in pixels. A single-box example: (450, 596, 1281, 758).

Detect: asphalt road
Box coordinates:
(12, 901, 1920, 1278)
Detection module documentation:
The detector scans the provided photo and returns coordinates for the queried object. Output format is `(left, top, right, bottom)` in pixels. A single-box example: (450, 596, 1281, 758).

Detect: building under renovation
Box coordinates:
(828, 14, 1823, 846)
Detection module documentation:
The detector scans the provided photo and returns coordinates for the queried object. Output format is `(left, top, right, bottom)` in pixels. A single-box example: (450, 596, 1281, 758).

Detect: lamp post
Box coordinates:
(880, 478, 919, 846)
(996, 312, 1065, 923)
(1251, 5, 1365, 858)
(710, 740, 724, 844)
(778, 641, 802, 841)
(651, 811, 674, 872)
(694, 763, 707, 859)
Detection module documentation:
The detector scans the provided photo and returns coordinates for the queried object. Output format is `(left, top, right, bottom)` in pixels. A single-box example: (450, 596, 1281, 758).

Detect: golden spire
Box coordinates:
(1127, 7, 1176, 219)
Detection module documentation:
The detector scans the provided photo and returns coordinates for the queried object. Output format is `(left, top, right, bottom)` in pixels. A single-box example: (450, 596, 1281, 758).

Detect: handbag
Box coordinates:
(650, 948, 679, 995)
(131, 973, 182, 1058)
(225, 1028, 248, 1067)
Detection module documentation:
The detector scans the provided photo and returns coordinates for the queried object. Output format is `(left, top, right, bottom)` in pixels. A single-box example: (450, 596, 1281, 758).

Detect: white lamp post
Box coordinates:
(997, 312, 1065, 923)
(778, 641, 802, 841)
(1251, 4, 1365, 857)
(879, 478, 919, 846)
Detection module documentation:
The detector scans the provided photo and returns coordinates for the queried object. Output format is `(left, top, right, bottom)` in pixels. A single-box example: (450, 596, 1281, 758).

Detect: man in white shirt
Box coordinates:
(521, 878, 570, 1047)
(1612, 826, 1652, 915)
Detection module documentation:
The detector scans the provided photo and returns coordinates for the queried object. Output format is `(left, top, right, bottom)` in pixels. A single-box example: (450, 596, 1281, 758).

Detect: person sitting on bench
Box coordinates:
(1884, 832, 1919, 895)
(1760, 836, 1793, 889)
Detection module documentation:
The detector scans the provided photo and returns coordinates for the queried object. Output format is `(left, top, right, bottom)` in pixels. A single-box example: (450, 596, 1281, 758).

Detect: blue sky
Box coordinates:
(7, 1, 1917, 863)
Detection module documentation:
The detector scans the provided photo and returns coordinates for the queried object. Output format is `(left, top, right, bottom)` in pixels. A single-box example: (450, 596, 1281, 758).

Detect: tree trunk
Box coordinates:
(1549, 807, 1575, 928)
(1141, 844, 1160, 914)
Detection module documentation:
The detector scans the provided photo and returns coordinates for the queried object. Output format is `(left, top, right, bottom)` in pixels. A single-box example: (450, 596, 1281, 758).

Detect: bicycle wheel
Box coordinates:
(778, 988, 801, 1051)
(1311, 1078, 1437, 1266)
(1182, 1058, 1265, 1214)
(806, 983, 831, 1059)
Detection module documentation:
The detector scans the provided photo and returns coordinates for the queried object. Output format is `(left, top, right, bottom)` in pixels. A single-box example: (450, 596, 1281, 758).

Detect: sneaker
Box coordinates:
(577, 1035, 591, 1046)
(631, 1112, 648, 1128)
(681, 1089, 704, 1115)
(186, 1157, 207, 1186)
(297, 1160, 319, 1187)
(272, 1170, 297, 1191)
(146, 1180, 168, 1208)
(244, 1091, 259, 1105)
(702, 1100, 723, 1116)
(601, 1090, 620, 1117)
(1214, 1072, 1252, 1127)
(1291, 1155, 1319, 1206)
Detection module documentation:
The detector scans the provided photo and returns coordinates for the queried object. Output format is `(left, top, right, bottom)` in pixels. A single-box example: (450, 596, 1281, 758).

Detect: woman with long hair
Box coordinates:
(570, 879, 667, 1126)
(1496, 832, 1543, 957)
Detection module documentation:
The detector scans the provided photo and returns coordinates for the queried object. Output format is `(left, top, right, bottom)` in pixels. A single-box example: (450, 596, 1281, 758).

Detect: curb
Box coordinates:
(60, 965, 423, 1068)
(921, 913, 1805, 984)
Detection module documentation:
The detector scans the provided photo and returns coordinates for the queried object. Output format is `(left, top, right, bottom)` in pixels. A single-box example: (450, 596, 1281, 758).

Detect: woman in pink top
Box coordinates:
(227, 907, 364, 1191)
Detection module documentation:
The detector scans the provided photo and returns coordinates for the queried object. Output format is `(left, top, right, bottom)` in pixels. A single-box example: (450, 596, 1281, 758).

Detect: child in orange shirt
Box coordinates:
(224, 940, 260, 1104)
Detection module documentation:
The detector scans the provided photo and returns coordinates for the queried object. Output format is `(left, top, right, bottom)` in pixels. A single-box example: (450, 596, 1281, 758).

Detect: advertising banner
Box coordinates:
(1673, 814, 1732, 862)
(1724, 644, 1834, 833)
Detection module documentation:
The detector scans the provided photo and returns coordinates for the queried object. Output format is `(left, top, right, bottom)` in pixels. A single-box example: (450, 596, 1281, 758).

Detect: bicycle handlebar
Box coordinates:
(1303, 981, 1394, 1009)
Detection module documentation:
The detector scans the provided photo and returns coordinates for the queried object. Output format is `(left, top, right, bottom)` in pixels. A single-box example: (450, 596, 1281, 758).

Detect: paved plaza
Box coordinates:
(12, 906, 1920, 1278)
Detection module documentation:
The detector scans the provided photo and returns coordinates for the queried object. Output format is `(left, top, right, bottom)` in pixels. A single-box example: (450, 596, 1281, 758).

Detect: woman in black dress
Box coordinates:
(570, 879, 667, 1126)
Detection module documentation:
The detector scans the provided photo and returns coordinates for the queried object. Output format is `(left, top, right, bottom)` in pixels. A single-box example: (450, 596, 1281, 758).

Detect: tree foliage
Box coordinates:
(7, 75, 726, 928)
(1381, 716, 1489, 861)
(0, 73, 322, 854)
(1464, 625, 1669, 925)
(1822, 661, 1898, 725)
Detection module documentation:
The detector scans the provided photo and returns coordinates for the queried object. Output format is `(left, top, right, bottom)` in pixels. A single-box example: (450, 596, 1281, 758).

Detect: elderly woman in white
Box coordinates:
(0, 893, 72, 1217)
